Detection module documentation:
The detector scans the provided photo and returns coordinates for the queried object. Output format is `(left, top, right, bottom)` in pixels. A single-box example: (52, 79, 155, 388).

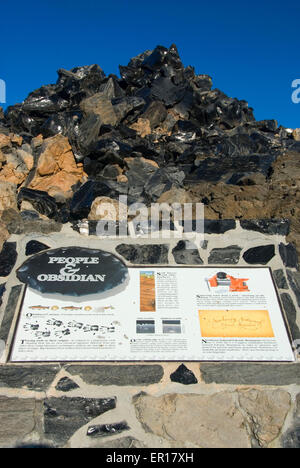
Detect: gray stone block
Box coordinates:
(44, 396, 116, 447)
(281, 293, 300, 343)
(273, 269, 288, 289)
(200, 363, 300, 385)
(0, 285, 23, 344)
(287, 270, 300, 307)
(0, 397, 41, 448)
(172, 241, 203, 265)
(116, 244, 169, 264)
(0, 365, 59, 391)
(208, 245, 242, 264)
(66, 365, 164, 386)
(279, 243, 299, 269)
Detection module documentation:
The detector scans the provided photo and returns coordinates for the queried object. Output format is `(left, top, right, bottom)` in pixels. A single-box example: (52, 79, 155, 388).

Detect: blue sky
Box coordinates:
(0, 0, 299, 128)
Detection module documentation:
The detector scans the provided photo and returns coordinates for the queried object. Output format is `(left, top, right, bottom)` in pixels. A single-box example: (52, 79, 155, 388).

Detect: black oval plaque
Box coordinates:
(17, 247, 129, 297)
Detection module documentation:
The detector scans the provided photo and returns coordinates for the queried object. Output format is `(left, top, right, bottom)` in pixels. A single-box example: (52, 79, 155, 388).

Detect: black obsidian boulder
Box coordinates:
(0, 242, 18, 277)
(241, 219, 290, 236)
(87, 421, 130, 438)
(18, 188, 64, 222)
(25, 240, 50, 256)
(279, 243, 299, 269)
(55, 377, 80, 392)
(143, 167, 185, 202)
(205, 219, 236, 234)
(70, 180, 125, 219)
(185, 153, 276, 184)
(170, 364, 198, 385)
(140, 100, 167, 129)
(243, 245, 275, 265)
(17, 246, 129, 297)
(179, 219, 236, 234)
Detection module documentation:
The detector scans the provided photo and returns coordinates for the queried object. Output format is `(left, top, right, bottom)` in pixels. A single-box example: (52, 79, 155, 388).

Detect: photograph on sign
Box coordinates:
(10, 248, 295, 362)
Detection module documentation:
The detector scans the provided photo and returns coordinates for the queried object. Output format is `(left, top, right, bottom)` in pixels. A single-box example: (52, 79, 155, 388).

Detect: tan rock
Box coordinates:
(9, 133, 23, 146)
(133, 392, 250, 448)
(124, 157, 134, 164)
(124, 156, 159, 169)
(0, 142, 34, 186)
(30, 172, 83, 199)
(117, 174, 128, 183)
(293, 129, 300, 141)
(238, 389, 291, 447)
(88, 196, 128, 221)
(130, 118, 151, 138)
(0, 397, 38, 447)
(157, 187, 193, 205)
(0, 163, 28, 185)
(28, 134, 85, 197)
(140, 157, 159, 168)
(0, 134, 11, 149)
(37, 150, 57, 176)
(112, 164, 123, 175)
(47, 187, 69, 203)
(0, 150, 6, 164)
(16, 150, 34, 171)
(0, 181, 17, 212)
(31, 134, 43, 149)
(36, 135, 77, 176)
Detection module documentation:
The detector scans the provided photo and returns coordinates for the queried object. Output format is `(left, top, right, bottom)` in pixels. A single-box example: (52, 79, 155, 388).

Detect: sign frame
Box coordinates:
(7, 265, 296, 364)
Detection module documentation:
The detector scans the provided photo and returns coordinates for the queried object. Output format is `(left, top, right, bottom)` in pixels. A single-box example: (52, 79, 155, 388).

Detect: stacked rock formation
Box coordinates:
(0, 44, 299, 252)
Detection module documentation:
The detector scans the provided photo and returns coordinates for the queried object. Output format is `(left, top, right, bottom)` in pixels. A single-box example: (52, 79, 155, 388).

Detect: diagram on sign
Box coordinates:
(22, 315, 117, 339)
(206, 271, 250, 293)
(198, 309, 274, 338)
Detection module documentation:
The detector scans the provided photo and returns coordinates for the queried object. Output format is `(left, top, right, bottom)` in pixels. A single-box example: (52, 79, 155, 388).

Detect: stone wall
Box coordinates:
(0, 219, 300, 448)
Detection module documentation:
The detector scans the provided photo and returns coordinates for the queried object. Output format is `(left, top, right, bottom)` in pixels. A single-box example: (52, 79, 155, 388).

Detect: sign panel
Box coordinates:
(16, 247, 129, 297)
(11, 255, 295, 362)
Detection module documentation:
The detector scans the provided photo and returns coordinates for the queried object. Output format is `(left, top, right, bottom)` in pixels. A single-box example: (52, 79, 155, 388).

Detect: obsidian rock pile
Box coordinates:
(0, 44, 299, 225)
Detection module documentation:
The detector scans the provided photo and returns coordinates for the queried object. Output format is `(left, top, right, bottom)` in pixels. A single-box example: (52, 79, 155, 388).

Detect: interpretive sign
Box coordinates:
(11, 250, 295, 362)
